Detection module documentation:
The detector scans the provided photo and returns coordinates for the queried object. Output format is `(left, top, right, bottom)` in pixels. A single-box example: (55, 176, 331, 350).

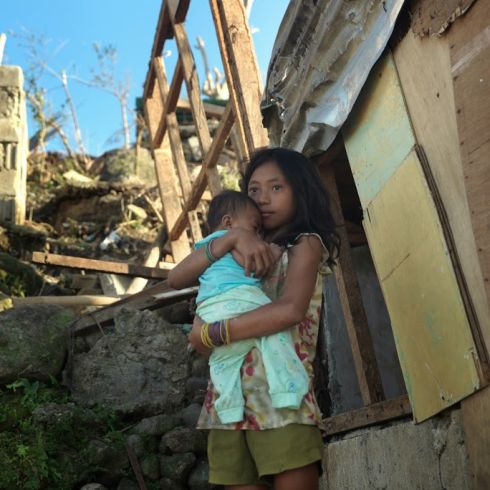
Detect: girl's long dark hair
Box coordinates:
(243, 148, 340, 265)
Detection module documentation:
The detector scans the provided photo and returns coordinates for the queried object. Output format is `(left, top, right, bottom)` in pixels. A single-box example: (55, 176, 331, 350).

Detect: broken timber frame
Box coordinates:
(142, 0, 268, 263)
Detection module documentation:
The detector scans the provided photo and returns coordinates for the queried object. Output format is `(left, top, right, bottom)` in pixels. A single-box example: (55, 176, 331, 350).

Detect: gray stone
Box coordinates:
(188, 459, 213, 490)
(181, 403, 203, 428)
(141, 453, 160, 481)
(160, 426, 206, 454)
(69, 308, 190, 415)
(159, 477, 184, 490)
(320, 409, 471, 490)
(191, 356, 209, 378)
(125, 434, 145, 458)
(32, 402, 77, 425)
(133, 413, 182, 436)
(116, 478, 139, 490)
(187, 136, 202, 161)
(160, 452, 196, 484)
(186, 376, 209, 404)
(80, 485, 108, 490)
(87, 439, 129, 485)
(0, 304, 74, 384)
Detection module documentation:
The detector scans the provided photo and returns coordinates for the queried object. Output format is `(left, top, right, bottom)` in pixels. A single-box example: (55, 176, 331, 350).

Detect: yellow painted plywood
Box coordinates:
(342, 53, 416, 208)
(364, 150, 480, 422)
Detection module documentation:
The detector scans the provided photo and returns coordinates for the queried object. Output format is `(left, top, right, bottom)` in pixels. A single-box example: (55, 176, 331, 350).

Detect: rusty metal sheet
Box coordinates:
(261, 0, 405, 156)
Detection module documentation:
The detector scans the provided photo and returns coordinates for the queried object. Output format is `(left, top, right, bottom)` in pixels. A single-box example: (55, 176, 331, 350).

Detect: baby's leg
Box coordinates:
(210, 340, 255, 424)
(259, 331, 310, 409)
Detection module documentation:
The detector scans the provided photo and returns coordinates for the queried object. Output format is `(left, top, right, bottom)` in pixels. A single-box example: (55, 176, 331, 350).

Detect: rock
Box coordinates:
(187, 136, 202, 162)
(160, 427, 206, 455)
(141, 453, 160, 481)
(32, 402, 78, 425)
(0, 252, 44, 296)
(125, 434, 145, 458)
(133, 413, 182, 436)
(181, 403, 202, 429)
(160, 452, 196, 484)
(0, 304, 74, 384)
(69, 308, 190, 415)
(186, 376, 209, 405)
(87, 439, 129, 485)
(191, 356, 209, 378)
(188, 459, 213, 490)
(117, 478, 139, 490)
(80, 484, 108, 490)
(159, 477, 185, 490)
(155, 300, 192, 324)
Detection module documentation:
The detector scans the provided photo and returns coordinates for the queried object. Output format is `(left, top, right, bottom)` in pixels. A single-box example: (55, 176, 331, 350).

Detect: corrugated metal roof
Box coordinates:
(261, 0, 405, 155)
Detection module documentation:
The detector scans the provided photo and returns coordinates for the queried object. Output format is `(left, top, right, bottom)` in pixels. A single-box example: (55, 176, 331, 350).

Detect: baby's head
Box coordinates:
(207, 190, 262, 234)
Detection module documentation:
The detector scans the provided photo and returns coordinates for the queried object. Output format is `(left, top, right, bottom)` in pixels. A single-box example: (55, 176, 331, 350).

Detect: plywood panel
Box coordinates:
(393, 29, 490, 367)
(363, 150, 480, 421)
(342, 54, 415, 208)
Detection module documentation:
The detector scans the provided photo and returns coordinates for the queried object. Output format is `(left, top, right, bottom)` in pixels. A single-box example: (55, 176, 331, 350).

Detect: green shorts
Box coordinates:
(207, 424, 323, 486)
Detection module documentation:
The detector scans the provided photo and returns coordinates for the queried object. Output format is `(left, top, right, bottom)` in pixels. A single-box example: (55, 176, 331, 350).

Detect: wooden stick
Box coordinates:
(323, 395, 411, 437)
(72, 284, 198, 336)
(32, 251, 174, 280)
(321, 164, 384, 405)
(13, 295, 121, 307)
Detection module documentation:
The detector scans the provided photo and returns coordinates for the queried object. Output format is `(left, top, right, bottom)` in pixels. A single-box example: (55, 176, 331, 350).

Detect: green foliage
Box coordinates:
(0, 378, 125, 490)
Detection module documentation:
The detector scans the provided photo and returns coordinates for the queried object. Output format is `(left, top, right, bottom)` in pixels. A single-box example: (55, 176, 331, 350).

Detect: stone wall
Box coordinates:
(320, 409, 471, 490)
(0, 66, 27, 225)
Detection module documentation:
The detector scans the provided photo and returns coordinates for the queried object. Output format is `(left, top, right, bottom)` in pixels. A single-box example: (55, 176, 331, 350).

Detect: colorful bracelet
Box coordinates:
(200, 319, 231, 348)
(204, 239, 218, 264)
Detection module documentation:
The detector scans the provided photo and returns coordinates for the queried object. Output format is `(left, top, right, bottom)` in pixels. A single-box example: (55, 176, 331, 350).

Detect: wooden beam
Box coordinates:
(177, 98, 226, 118)
(72, 282, 198, 336)
(209, 0, 268, 156)
(153, 58, 184, 148)
(170, 103, 234, 240)
(167, 6, 221, 196)
(320, 164, 384, 406)
(154, 55, 202, 243)
(144, 79, 191, 262)
(323, 395, 411, 437)
(143, 0, 190, 100)
(13, 295, 121, 307)
(32, 251, 174, 280)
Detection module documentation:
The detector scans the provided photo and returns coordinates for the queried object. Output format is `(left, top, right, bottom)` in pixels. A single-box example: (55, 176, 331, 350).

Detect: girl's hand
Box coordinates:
(230, 228, 277, 277)
(188, 316, 211, 356)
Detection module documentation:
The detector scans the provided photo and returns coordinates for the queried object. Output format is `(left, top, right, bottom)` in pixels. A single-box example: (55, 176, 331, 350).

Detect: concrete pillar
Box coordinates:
(0, 66, 28, 225)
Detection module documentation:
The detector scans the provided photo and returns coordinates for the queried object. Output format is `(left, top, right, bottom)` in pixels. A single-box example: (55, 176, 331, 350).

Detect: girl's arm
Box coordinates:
(189, 235, 323, 349)
(167, 228, 277, 289)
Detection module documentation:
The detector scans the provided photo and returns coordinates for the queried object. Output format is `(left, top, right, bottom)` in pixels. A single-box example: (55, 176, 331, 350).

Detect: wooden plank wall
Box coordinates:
(392, 24, 490, 365)
(343, 52, 481, 422)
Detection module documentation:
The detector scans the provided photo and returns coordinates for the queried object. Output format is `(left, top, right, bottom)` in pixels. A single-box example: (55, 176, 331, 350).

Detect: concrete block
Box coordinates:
(321, 409, 471, 490)
(0, 66, 23, 87)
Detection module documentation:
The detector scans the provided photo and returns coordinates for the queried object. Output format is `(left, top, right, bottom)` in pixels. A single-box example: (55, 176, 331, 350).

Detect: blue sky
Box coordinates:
(2, 1, 289, 156)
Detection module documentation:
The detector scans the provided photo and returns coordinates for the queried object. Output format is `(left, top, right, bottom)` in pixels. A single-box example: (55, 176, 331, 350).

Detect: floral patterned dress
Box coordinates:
(197, 234, 329, 431)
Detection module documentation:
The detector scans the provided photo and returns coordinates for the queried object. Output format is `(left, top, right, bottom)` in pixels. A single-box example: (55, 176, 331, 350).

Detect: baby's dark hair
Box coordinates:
(207, 190, 258, 232)
(243, 147, 340, 264)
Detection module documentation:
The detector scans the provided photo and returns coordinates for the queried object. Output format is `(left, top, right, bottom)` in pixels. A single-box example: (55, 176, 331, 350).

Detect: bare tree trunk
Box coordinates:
(60, 69, 91, 170)
(119, 95, 130, 150)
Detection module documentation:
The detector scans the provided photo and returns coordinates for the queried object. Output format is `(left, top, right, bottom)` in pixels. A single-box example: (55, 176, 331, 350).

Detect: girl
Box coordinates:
(168, 148, 339, 490)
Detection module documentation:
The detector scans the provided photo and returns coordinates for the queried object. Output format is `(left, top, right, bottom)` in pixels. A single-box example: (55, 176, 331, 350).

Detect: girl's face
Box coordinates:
(247, 160, 296, 232)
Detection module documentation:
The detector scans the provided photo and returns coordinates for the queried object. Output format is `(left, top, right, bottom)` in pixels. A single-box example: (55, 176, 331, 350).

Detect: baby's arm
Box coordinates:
(189, 235, 323, 351)
(167, 228, 277, 289)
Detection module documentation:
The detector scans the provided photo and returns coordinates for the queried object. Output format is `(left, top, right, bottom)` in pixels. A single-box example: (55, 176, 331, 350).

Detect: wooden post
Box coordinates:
(209, 0, 269, 156)
(320, 163, 384, 405)
(145, 73, 190, 262)
(168, 5, 222, 197)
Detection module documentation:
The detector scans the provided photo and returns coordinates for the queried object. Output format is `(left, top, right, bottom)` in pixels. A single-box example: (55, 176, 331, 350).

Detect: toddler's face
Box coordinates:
(230, 204, 262, 235)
